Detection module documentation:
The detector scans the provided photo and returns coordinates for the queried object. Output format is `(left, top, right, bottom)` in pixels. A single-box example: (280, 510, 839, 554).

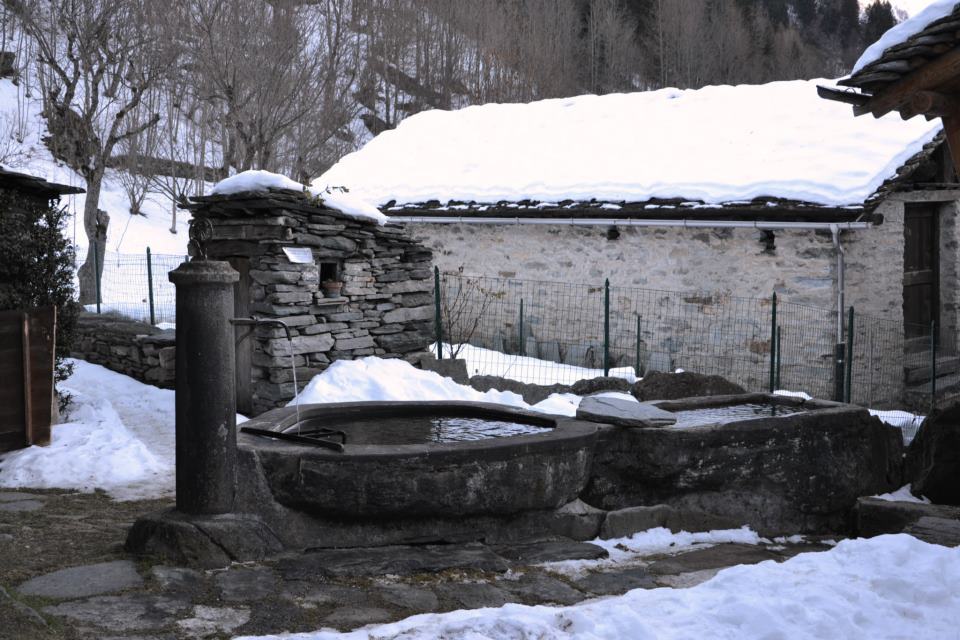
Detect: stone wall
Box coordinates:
(189, 190, 434, 414)
(71, 313, 176, 388)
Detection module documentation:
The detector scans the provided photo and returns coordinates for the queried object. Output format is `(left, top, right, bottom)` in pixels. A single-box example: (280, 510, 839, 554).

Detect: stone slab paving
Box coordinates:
(277, 543, 510, 579)
(493, 540, 609, 564)
(18, 560, 144, 599)
(645, 543, 783, 575)
(0, 492, 45, 502)
(0, 499, 45, 512)
(571, 567, 659, 595)
(42, 595, 190, 633)
(1, 490, 845, 639)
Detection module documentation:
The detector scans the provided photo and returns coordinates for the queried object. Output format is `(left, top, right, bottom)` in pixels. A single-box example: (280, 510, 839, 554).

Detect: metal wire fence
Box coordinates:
(436, 270, 934, 414)
(71, 249, 944, 429)
(74, 247, 183, 325)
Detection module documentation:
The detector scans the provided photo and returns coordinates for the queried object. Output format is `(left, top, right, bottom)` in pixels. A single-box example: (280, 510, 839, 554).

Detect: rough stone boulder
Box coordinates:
(632, 371, 746, 401)
(469, 375, 633, 405)
(906, 405, 960, 505)
(576, 396, 676, 427)
(582, 406, 904, 535)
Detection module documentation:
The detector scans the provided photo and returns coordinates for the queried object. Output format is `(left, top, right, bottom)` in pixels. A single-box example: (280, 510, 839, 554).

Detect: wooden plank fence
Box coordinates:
(0, 307, 56, 452)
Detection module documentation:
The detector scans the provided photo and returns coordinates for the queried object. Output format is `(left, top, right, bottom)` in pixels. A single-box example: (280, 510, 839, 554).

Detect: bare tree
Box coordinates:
(5, 0, 176, 303)
(182, 0, 359, 176)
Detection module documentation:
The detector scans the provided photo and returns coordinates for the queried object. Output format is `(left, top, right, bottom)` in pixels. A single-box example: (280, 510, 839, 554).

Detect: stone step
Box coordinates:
(905, 354, 960, 384)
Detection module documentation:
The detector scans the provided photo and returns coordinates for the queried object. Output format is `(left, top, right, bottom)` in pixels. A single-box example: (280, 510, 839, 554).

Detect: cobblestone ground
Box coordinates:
(0, 490, 833, 640)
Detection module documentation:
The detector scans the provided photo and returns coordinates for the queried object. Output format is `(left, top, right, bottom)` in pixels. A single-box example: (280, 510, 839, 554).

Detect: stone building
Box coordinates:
(184, 186, 434, 415)
(317, 79, 960, 404)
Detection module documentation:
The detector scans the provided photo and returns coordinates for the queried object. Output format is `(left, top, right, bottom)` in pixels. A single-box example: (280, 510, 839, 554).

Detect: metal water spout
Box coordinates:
(231, 316, 301, 430)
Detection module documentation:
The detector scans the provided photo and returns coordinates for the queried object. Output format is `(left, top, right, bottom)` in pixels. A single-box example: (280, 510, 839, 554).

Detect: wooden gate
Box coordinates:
(903, 204, 939, 340)
(0, 307, 56, 452)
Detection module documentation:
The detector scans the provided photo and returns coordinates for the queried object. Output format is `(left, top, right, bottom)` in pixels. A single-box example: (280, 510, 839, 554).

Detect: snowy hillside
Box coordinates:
(0, 77, 192, 255)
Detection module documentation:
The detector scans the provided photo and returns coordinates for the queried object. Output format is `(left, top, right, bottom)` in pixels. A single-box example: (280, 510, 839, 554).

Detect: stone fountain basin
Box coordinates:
(239, 401, 598, 519)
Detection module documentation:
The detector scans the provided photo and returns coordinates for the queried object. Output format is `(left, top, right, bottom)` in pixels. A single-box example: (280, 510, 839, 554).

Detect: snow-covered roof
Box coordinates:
(853, 0, 960, 74)
(315, 79, 942, 212)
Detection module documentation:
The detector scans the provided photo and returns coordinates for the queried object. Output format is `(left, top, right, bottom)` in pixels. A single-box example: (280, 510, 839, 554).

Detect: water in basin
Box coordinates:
(286, 415, 552, 445)
(671, 402, 807, 428)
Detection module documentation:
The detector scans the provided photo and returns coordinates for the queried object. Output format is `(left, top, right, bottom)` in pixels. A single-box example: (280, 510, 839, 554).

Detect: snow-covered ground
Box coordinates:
(0, 359, 175, 500)
(239, 534, 960, 640)
(0, 359, 249, 500)
(539, 526, 768, 578)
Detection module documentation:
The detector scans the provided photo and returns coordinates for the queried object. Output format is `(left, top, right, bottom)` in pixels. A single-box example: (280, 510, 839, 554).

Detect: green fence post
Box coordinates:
(769, 292, 777, 393)
(146, 247, 156, 326)
(845, 307, 855, 404)
(519, 298, 525, 356)
(931, 320, 937, 413)
(635, 314, 641, 378)
(775, 324, 782, 391)
(434, 266, 443, 360)
(93, 240, 101, 314)
(603, 279, 610, 377)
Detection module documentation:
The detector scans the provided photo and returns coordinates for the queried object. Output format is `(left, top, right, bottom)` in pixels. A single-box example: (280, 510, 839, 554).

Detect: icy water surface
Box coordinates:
(294, 416, 552, 445)
(671, 403, 806, 428)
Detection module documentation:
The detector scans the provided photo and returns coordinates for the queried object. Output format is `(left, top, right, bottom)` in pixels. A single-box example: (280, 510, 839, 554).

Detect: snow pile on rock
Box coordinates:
(291, 356, 582, 416)
(210, 170, 387, 225)
(318, 78, 941, 209)
(238, 534, 960, 640)
(210, 170, 306, 195)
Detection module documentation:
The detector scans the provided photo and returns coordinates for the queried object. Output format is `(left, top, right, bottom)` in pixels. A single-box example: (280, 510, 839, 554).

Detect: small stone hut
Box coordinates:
(185, 187, 434, 415)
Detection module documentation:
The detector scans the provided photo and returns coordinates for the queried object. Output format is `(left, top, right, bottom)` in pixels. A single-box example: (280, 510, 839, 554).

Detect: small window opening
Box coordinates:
(319, 261, 340, 283)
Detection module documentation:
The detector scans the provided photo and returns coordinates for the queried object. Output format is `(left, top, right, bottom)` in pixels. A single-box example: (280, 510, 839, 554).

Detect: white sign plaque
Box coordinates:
(283, 247, 314, 264)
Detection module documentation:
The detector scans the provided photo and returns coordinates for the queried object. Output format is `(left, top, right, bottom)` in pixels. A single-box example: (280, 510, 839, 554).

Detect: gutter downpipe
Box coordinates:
(831, 224, 846, 343)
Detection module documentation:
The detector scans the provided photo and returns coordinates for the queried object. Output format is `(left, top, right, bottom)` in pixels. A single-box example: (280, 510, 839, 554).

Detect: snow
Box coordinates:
(290, 356, 583, 417)
(773, 389, 813, 400)
(238, 534, 960, 640)
(873, 484, 931, 504)
(870, 409, 925, 444)
(317, 79, 942, 209)
(439, 343, 639, 386)
(314, 185, 389, 225)
(853, 0, 959, 73)
(0, 360, 174, 500)
(210, 169, 306, 195)
(541, 526, 765, 578)
(210, 171, 388, 225)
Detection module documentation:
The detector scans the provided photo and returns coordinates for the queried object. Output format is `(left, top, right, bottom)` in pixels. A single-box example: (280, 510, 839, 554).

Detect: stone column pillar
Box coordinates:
(169, 260, 240, 514)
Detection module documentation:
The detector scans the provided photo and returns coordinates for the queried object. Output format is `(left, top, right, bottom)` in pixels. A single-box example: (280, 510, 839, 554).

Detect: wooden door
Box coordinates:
(228, 258, 253, 415)
(0, 308, 56, 452)
(904, 205, 939, 339)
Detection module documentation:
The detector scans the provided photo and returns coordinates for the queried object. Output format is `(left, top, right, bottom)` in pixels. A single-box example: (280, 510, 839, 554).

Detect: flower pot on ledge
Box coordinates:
(321, 280, 343, 298)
